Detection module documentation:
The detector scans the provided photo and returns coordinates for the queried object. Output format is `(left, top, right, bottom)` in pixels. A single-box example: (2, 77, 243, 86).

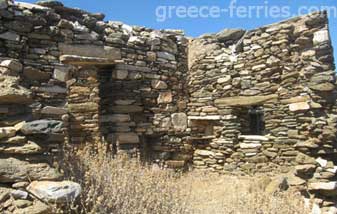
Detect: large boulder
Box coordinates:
(216, 29, 246, 43)
(21, 120, 63, 135)
(0, 158, 62, 183)
(27, 181, 81, 203)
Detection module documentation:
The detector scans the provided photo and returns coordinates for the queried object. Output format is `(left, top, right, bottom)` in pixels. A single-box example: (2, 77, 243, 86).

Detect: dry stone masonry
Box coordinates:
(0, 0, 336, 213)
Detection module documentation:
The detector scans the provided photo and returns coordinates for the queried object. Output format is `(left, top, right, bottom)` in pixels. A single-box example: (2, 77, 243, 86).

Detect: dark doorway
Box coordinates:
(248, 106, 265, 135)
(235, 106, 265, 135)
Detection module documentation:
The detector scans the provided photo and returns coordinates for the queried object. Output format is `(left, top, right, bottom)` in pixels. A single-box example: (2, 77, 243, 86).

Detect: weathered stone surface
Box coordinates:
(215, 95, 278, 107)
(0, 158, 61, 182)
(21, 120, 63, 135)
(116, 133, 140, 144)
(101, 114, 130, 123)
(37, 85, 67, 94)
(287, 174, 306, 186)
(296, 153, 316, 165)
(27, 181, 81, 203)
(0, 76, 32, 104)
(0, 136, 27, 144)
(0, 186, 11, 203)
(171, 113, 187, 131)
(53, 66, 70, 82)
(313, 29, 330, 45)
(265, 176, 288, 194)
(316, 157, 328, 168)
(0, 0, 9, 9)
(0, 127, 16, 139)
(0, 31, 20, 41)
(151, 80, 168, 89)
(60, 55, 117, 65)
(217, 75, 231, 84)
(239, 143, 262, 149)
(188, 116, 222, 120)
(0, 60, 22, 74)
(157, 92, 173, 104)
(12, 200, 51, 214)
(114, 70, 128, 80)
(309, 82, 335, 91)
(59, 44, 122, 60)
(195, 150, 214, 157)
(0, 141, 43, 155)
(295, 164, 317, 177)
(11, 190, 29, 200)
(68, 103, 98, 113)
(216, 29, 245, 42)
(238, 135, 269, 141)
(289, 102, 310, 112)
(36, 0, 64, 7)
(309, 182, 337, 196)
(110, 105, 143, 113)
(157, 52, 175, 61)
(41, 106, 67, 115)
(23, 67, 50, 81)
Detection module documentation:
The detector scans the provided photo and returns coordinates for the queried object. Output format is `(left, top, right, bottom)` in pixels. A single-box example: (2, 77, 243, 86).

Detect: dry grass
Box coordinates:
(58, 145, 308, 214)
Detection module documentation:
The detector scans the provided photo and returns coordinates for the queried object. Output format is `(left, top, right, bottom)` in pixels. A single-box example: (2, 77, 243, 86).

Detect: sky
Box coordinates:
(24, 0, 337, 67)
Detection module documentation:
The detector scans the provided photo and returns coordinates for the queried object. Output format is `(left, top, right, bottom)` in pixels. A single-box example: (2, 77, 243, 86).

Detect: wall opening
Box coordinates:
(236, 106, 265, 135)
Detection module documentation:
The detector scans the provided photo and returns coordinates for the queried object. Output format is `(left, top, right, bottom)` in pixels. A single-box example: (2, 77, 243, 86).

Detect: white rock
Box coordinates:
(27, 181, 81, 203)
(316, 157, 328, 168)
(128, 36, 143, 44)
(53, 66, 70, 82)
(11, 190, 28, 200)
(313, 29, 330, 45)
(289, 102, 310, 112)
(309, 182, 337, 191)
(217, 75, 231, 84)
(195, 150, 214, 157)
(0, 127, 16, 139)
(238, 135, 269, 141)
(188, 116, 222, 120)
(0, 60, 23, 73)
(239, 143, 262, 149)
(171, 113, 187, 131)
(311, 203, 321, 214)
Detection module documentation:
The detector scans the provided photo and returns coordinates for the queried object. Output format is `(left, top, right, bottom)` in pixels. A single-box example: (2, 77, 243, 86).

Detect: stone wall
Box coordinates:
(0, 0, 336, 213)
(188, 11, 337, 213)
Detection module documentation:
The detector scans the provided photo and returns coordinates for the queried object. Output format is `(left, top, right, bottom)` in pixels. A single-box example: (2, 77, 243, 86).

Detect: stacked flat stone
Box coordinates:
(188, 10, 337, 213)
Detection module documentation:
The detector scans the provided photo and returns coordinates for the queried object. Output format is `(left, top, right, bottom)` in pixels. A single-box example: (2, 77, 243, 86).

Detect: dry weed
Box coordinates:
(57, 146, 308, 214)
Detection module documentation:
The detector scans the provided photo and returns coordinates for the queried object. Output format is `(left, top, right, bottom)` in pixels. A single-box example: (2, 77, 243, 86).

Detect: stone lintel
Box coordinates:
(214, 94, 278, 107)
(60, 55, 117, 65)
(188, 115, 222, 120)
(59, 43, 122, 60)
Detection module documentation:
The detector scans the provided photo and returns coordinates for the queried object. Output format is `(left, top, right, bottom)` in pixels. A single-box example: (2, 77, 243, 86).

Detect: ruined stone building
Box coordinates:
(0, 0, 336, 213)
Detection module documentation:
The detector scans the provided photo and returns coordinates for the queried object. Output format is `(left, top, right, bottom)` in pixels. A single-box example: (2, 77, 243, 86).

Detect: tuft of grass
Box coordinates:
(57, 144, 308, 214)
